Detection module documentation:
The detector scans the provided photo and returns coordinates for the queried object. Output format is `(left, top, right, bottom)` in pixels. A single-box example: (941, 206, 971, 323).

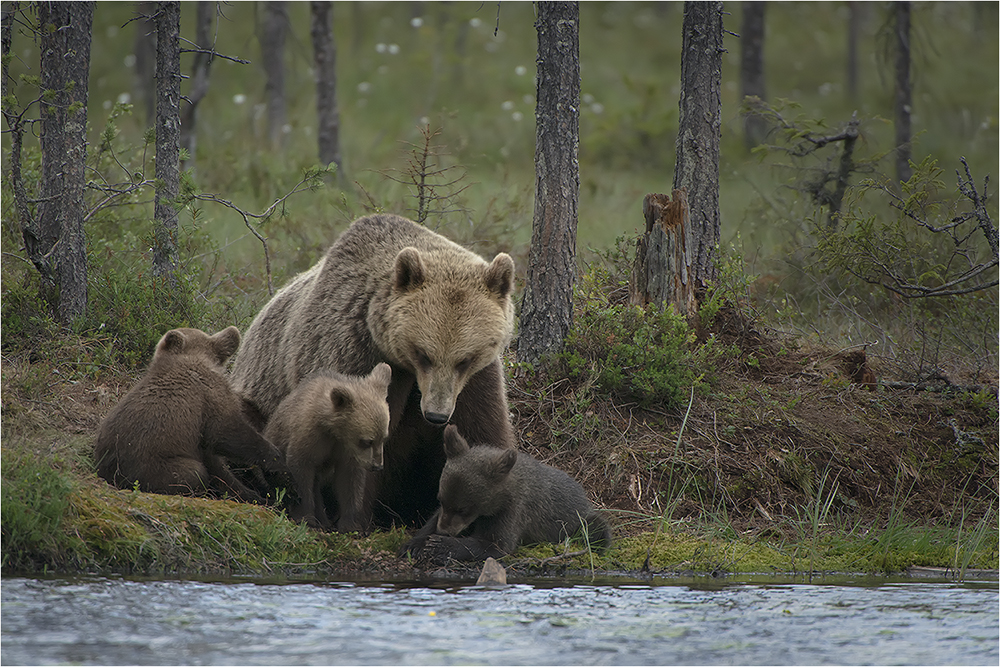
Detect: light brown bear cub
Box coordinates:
(401, 425, 613, 564)
(231, 213, 518, 527)
(264, 363, 392, 532)
(94, 327, 287, 502)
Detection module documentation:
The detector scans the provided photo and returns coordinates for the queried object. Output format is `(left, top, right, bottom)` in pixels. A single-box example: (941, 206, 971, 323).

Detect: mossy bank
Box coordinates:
(3, 300, 996, 581)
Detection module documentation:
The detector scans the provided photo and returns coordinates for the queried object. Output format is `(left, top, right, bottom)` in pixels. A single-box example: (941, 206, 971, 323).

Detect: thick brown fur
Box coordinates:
(264, 363, 392, 532)
(94, 327, 287, 502)
(401, 425, 613, 564)
(231, 214, 517, 526)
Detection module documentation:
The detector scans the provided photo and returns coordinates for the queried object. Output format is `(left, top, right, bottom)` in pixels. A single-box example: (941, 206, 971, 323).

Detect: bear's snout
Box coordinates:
(423, 411, 451, 425)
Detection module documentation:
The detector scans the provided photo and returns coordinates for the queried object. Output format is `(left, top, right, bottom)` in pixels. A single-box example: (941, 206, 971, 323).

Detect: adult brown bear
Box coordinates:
(231, 214, 517, 527)
(94, 326, 287, 502)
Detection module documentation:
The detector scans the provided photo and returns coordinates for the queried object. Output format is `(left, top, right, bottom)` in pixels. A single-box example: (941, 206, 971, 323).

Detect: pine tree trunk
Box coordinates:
(261, 2, 288, 150)
(894, 1, 912, 184)
(153, 1, 181, 284)
(311, 1, 342, 175)
(673, 0, 723, 292)
(740, 1, 766, 150)
(36, 1, 93, 323)
(518, 1, 579, 366)
(180, 1, 214, 173)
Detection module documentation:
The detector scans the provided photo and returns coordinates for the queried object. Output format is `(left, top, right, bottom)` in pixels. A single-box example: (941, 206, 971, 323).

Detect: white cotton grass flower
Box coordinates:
(232, 93, 247, 105)
(117, 92, 132, 105)
(411, 17, 423, 28)
(511, 111, 523, 122)
(470, 17, 482, 28)
(388, 44, 400, 55)
(376, 43, 387, 53)
(123, 54, 136, 68)
(501, 100, 515, 111)
(515, 65, 527, 76)
(357, 82, 372, 94)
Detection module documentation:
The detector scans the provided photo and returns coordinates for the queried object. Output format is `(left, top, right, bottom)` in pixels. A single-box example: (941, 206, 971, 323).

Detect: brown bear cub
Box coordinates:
(401, 425, 612, 563)
(264, 363, 392, 532)
(94, 327, 287, 502)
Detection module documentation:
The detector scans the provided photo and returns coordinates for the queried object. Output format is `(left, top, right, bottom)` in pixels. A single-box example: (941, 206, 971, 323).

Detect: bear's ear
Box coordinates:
(211, 326, 241, 362)
(158, 329, 186, 355)
(329, 386, 354, 412)
(393, 247, 425, 291)
(443, 424, 470, 459)
(370, 362, 392, 392)
(484, 253, 515, 299)
(491, 449, 518, 479)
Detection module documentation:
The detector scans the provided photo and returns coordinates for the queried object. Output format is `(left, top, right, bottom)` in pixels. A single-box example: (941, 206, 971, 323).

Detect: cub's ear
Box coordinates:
(443, 424, 470, 459)
(329, 386, 354, 412)
(211, 326, 241, 362)
(370, 362, 392, 392)
(393, 247, 425, 291)
(492, 448, 517, 479)
(157, 329, 186, 355)
(484, 253, 515, 299)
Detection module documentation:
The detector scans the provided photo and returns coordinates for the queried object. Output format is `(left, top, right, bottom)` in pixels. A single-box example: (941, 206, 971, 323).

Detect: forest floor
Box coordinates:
(1, 307, 997, 581)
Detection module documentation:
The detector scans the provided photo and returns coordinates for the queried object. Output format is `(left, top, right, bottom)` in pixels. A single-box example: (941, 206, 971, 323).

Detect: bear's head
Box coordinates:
(377, 247, 515, 425)
(153, 326, 241, 370)
(435, 425, 517, 536)
(322, 363, 392, 471)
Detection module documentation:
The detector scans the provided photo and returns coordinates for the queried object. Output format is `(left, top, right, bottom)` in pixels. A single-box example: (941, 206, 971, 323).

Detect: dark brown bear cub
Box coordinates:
(401, 425, 612, 563)
(94, 327, 286, 502)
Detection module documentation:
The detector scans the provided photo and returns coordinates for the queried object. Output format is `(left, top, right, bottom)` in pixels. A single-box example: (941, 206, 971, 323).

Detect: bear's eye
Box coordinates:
(455, 356, 474, 374)
(414, 348, 433, 370)
(359, 439, 373, 450)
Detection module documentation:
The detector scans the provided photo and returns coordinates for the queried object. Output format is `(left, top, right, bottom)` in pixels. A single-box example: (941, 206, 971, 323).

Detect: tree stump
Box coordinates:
(629, 189, 696, 316)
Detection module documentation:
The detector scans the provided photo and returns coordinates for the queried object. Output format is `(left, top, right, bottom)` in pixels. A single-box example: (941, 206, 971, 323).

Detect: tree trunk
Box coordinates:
(673, 0, 723, 293)
(261, 1, 288, 150)
(518, 1, 579, 366)
(36, 1, 94, 323)
(740, 1, 766, 150)
(310, 1, 342, 175)
(153, 1, 181, 285)
(846, 1, 861, 102)
(629, 190, 695, 315)
(894, 1, 912, 184)
(133, 2, 157, 127)
(180, 1, 215, 173)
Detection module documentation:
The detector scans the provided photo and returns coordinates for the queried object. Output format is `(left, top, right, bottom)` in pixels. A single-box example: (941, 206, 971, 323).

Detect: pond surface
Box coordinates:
(2, 574, 997, 665)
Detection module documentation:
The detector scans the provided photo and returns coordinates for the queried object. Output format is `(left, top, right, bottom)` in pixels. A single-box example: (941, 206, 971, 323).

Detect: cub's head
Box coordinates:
(153, 326, 241, 370)
(436, 425, 517, 536)
(379, 247, 515, 425)
(323, 363, 392, 471)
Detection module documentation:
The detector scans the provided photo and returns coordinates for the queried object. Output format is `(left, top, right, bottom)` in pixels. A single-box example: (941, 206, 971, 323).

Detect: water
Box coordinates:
(2, 575, 997, 665)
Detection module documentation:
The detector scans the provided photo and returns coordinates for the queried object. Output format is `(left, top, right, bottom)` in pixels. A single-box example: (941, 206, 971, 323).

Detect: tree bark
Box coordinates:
(740, 1, 766, 150)
(518, 1, 579, 366)
(153, 1, 181, 284)
(36, 1, 94, 323)
(673, 0, 723, 293)
(310, 1, 342, 175)
(629, 190, 695, 315)
(261, 1, 288, 150)
(180, 1, 215, 173)
(894, 1, 912, 184)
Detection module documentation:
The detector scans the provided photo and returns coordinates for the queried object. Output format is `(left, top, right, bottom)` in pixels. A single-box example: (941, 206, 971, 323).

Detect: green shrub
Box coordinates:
(555, 265, 714, 411)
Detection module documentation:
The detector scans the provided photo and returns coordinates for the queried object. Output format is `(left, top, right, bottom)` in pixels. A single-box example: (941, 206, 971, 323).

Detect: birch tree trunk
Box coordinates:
(518, 1, 580, 365)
